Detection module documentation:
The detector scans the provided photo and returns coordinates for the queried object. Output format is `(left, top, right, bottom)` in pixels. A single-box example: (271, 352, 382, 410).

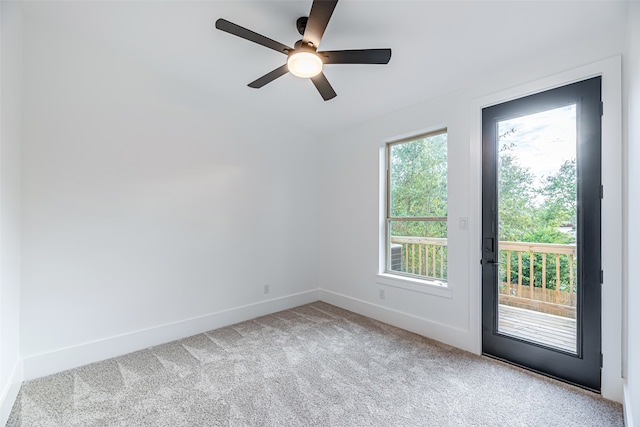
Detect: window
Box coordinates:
(386, 130, 448, 283)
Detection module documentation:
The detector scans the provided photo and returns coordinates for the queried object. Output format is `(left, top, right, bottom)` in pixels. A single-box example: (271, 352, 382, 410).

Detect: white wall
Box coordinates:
(624, 1, 640, 424)
(20, 15, 320, 379)
(318, 91, 474, 349)
(317, 12, 626, 402)
(0, 1, 24, 424)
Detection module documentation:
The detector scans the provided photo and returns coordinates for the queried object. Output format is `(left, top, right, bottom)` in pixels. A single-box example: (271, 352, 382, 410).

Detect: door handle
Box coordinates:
(481, 259, 499, 265)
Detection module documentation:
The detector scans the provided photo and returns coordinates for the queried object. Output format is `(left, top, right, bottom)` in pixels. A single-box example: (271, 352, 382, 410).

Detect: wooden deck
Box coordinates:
(498, 304, 577, 353)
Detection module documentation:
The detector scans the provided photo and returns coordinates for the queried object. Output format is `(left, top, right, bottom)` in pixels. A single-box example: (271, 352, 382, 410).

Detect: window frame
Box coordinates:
(384, 128, 449, 285)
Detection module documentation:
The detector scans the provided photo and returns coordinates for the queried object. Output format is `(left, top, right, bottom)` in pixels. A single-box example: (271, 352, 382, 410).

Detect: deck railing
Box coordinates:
(498, 241, 577, 318)
(390, 236, 447, 279)
(389, 237, 576, 318)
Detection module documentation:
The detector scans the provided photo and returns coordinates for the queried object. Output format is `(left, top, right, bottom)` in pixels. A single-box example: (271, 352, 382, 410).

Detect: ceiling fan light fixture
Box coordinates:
(287, 51, 323, 78)
(216, 0, 391, 100)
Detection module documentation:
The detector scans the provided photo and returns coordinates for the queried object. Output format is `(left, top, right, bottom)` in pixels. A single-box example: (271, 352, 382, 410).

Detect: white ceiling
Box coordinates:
(21, 0, 627, 135)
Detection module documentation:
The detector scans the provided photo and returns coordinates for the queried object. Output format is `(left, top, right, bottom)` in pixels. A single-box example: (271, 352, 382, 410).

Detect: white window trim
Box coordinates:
(375, 273, 453, 298)
(378, 126, 451, 298)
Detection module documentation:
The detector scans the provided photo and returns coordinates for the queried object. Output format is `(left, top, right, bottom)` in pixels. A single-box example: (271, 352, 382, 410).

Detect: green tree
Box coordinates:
(498, 150, 536, 241)
(390, 135, 447, 218)
(389, 134, 447, 239)
(540, 159, 577, 229)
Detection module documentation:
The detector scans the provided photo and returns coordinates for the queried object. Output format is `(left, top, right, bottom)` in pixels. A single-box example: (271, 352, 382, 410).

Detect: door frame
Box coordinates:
(468, 57, 622, 400)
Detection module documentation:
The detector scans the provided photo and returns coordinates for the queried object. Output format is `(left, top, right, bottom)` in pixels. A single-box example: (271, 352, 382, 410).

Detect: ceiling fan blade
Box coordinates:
(303, 0, 338, 48)
(215, 19, 292, 54)
(318, 49, 392, 65)
(310, 72, 337, 101)
(248, 64, 289, 88)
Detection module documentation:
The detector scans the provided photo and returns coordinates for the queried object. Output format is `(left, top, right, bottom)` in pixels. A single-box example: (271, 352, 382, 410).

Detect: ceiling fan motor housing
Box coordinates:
(292, 39, 317, 54)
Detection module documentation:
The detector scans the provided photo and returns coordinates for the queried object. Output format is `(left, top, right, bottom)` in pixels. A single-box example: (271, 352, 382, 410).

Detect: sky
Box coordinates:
(498, 104, 577, 184)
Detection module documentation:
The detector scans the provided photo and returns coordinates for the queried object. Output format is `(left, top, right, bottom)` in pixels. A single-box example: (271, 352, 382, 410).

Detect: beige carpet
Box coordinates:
(7, 301, 623, 426)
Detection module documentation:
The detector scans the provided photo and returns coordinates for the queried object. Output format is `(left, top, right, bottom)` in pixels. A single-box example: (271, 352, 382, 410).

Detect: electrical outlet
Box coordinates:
(264, 284, 270, 294)
(379, 289, 386, 300)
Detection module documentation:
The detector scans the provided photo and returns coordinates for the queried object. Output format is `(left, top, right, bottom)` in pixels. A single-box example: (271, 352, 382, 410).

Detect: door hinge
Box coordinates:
(600, 270, 604, 284)
(600, 185, 604, 199)
(600, 353, 603, 368)
(600, 101, 604, 116)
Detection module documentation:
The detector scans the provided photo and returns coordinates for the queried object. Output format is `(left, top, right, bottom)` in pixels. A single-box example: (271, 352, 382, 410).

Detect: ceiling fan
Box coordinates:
(215, 0, 391, 101)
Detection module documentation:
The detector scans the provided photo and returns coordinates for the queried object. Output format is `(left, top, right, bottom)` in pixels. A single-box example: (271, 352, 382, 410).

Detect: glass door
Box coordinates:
(482, 77, 602, 391)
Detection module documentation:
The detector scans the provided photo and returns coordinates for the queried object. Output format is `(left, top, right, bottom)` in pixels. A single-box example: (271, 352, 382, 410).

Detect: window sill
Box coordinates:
(376, 273, 453, 299)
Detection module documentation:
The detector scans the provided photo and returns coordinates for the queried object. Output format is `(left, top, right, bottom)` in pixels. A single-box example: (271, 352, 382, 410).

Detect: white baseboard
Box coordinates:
(1, 359, 24, 427)
(319, 289, 476, 353)
(624, 380, 635, 427)
(23, 289, 320, 381)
